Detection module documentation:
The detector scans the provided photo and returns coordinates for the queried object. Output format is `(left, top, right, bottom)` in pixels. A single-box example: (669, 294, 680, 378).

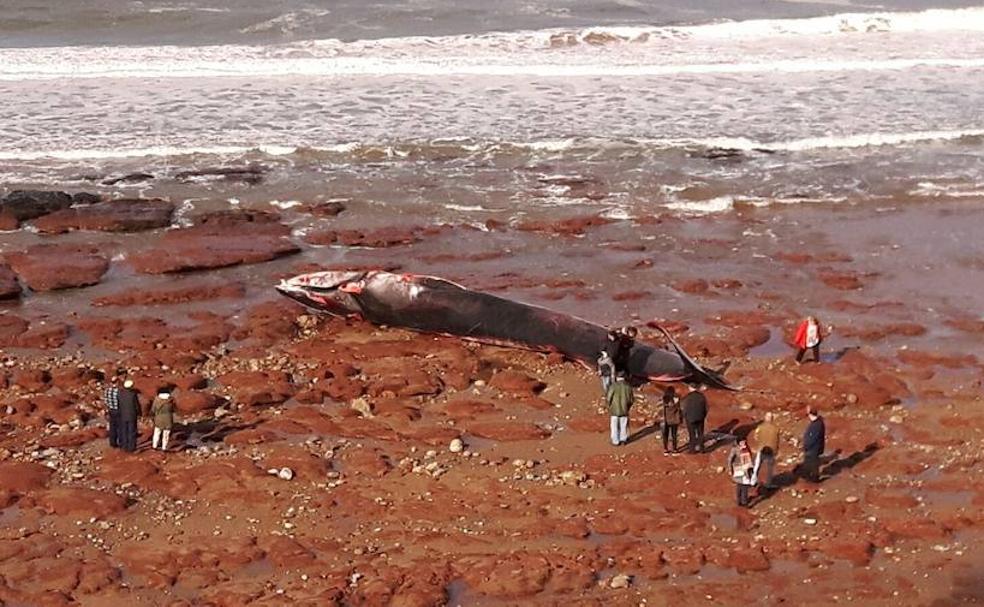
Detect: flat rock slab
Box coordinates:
(32, 198, 175, 234)
(5, 244, 109, 291)
(0, 190, 73, 221)
(0, 264, 20, 299)
(129, 212, 299, 274)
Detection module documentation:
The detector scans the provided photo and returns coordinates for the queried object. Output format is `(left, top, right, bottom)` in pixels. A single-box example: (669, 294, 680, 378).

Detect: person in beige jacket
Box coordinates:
(151, 390, 175, 452)
(752, 412, 780, 488)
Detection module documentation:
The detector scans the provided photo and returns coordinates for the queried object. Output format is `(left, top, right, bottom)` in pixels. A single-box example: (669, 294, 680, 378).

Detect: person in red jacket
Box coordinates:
(794, 315, 824, 364)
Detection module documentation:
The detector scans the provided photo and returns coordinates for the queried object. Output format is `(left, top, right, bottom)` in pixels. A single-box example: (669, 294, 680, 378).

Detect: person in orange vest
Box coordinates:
(793, 315, 824, 364)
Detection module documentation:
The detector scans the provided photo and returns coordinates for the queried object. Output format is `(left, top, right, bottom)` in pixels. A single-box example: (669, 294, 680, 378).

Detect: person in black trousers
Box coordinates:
(102, 379, 122, 448)
(800, 406, 826, 482)
(681, 384, 708, 453)
(661, 387, 682, 454)
(118, 379, 141, 452)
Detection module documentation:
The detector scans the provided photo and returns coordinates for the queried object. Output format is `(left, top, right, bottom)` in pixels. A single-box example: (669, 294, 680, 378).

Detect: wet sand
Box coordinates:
(1, 188, 983, 605)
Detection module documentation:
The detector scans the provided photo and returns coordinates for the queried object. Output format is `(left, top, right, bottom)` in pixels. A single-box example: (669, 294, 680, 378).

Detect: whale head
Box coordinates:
(276, 270, 368, 316)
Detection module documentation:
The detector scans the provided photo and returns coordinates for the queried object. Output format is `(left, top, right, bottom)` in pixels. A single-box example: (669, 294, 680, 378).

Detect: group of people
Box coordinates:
(103, 375, 176, 453)
(599, 315, 831, 507)
(727, 406, 826, 507)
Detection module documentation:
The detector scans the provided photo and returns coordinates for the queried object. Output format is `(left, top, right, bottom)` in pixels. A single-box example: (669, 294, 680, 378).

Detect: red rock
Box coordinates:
(305, 226, 422, 248)
(231, 299, 303, 343)
(10, 368, 50, 391)
(168, 373, 208, 390)
(129, 213, 299, 274)
(0, 462, 54, 493)
(671, 279, 710, 294)
(324, 375, 366, 401)
(93, 282, 245, 306)
(338, 448, 392, 477)
(819, 270, 864, 290)
(31, 198, 174, 234)
(0, 264, 20, 299)
(444, 399, 499, 419)
(821, 540, 875, 567)
(612, 290, 650, 301)
(489, 370, 546, 395)
(5, 244, 109, 291)
(0, 190, 73, 220)
(465, 421, 550, 441)
(516, 214, 613, 236)
(456, 553, 551, 599)
(14, 322, 70, 349)
(50, 367, 101, 391)
(726, 547, 770, 573)
(261, 536, 317, 568)
(40, 428, 106, 448)
(216, 370, 294, 406)
(38, 487, 127, 518)
(298, 200, 346, 217)
(0, 212, 18, 230)
(173, 390, 221, 414)
(0, 314, 28, 347)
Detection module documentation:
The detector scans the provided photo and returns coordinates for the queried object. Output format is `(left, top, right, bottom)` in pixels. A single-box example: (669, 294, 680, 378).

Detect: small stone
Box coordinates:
(449, 438, 464, 453)
(804, 518, 818, 525)
(277, 467, 294, 481)
(473, 380, 486, 388)
(351, 397, 374, 418)
(738, 401, 754, 411)
(845, 496, 859, 503)
(609, 574, 631, 589)
(889, 415, 904, 424)
(846, 394, 859, 405)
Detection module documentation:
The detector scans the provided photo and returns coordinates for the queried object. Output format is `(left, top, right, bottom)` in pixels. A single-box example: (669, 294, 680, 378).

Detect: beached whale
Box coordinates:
(276, 270, 733, 389)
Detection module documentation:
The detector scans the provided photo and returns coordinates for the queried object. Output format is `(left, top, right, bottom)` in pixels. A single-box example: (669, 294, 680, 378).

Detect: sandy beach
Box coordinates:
(1, 186, 983, 605)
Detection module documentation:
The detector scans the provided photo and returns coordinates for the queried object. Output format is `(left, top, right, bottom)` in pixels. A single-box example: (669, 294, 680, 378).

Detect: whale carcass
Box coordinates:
(276, 270, 733, 389)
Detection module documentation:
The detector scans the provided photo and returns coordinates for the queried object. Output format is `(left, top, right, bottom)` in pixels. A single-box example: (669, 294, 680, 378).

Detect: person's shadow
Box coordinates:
(821, 443, 879, 479)
(750, 443, 879, 506)
(626, 423, 660, 444)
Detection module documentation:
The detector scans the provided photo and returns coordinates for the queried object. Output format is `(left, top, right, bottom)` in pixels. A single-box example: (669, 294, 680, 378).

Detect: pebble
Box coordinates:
(449, 438, 464, 453)
(804, 518, 818, 525)
(845, 496, 859, 503)
(277, 467, 294, 481)
(610, 574, 631, 589)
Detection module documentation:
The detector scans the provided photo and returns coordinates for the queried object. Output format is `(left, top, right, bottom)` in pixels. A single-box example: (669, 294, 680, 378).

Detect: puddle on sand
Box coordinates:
(445, 579, 469, 606)
(748, 329, 787, 358)
(708, 512, 738, 532)
(0, 505, 21, 525)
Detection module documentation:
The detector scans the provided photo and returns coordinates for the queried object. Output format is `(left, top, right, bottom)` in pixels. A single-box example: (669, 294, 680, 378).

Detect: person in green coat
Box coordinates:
(606, 372, 633, 446)
(151, 389, 175, 451)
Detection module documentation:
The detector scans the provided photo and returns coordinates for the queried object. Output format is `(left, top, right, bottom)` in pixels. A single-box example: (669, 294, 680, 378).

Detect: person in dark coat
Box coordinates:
(117, 379, 141, 453)
(681, 384, 708, 453)
(606, 326, 637, 376)
(800, 406, 826, 482)
(661, 387, 682, 454)
(102, 378, 122, 448)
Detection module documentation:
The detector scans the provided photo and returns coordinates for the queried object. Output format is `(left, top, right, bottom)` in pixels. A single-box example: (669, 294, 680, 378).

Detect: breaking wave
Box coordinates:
(1, 129, 981, 162)
(2, 7, 983, 80)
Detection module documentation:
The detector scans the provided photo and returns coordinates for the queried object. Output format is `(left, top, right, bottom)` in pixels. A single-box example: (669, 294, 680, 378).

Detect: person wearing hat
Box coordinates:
(117, 378, 141, 452)
(102, 375, 123, 448)
(151, 389, 175, 451)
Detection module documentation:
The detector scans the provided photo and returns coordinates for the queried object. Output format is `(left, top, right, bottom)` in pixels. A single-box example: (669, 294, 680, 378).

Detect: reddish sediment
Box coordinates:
(0, 196, 982, 606)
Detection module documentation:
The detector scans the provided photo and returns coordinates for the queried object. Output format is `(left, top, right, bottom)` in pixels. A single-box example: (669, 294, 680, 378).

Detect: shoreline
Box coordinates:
(1, 187, 983, 604)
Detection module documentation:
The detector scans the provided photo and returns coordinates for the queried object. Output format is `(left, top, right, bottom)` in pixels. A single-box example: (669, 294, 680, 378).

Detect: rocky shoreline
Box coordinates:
(1, 188, 983, 605)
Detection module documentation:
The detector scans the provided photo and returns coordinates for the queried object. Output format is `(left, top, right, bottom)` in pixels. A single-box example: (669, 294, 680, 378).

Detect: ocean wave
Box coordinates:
(2, 7, 983, 80)
(1, 129, 980, 162)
